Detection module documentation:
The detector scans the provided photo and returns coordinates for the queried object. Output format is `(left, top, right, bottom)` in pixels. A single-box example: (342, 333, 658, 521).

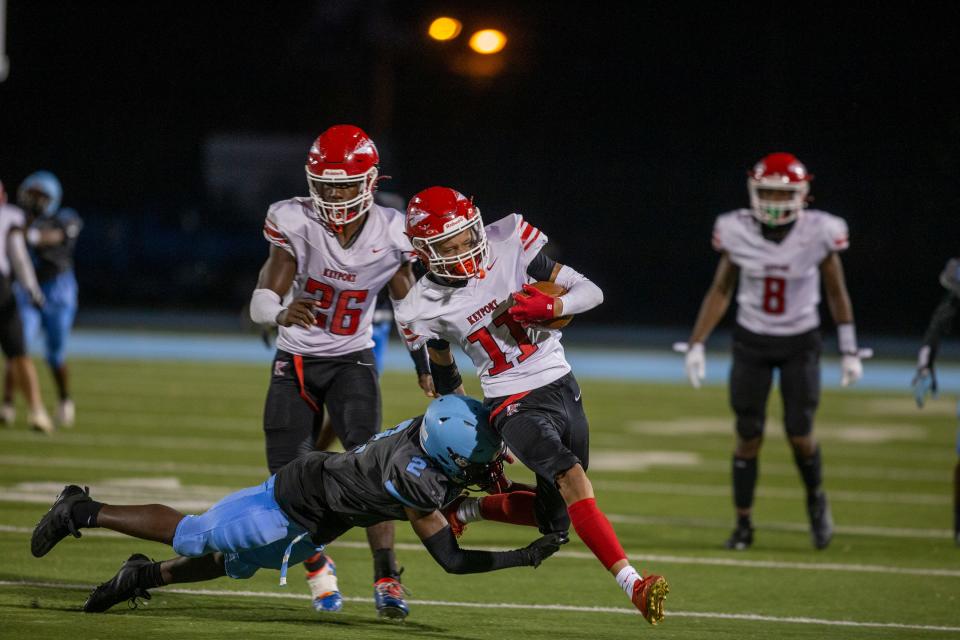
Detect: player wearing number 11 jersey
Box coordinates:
(248, 125, 432, 619)
(682, 152, 864, 551)
(395, 186, 669, 626)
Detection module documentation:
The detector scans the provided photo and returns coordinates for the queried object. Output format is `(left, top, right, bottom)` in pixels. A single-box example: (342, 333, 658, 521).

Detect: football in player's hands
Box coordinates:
(511, 281, 573, 329)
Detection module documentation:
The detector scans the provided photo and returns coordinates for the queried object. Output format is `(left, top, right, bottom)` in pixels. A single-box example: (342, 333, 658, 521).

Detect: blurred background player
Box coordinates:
(0, 179, 53, 433)
(30, 395, 565, 614)
(2, 171, 82, 428)
(911, 257, 960, 546)
(396, 186, 669, 626)
(679, 152, 865, 551)
(248, 125, 431, 619)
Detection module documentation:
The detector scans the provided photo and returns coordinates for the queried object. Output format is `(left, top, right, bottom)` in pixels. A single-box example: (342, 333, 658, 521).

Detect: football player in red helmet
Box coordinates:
(747, 151, 811, 229)
(680, 152, 865, 551)
(395, 186, 670, 626)
(305, 125, 380, 232)
(248, 125, 433, 619)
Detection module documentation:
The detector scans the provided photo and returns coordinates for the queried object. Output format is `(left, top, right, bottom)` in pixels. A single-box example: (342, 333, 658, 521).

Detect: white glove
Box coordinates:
(684, 342, 706, 389)
(840, 354, 863, 387)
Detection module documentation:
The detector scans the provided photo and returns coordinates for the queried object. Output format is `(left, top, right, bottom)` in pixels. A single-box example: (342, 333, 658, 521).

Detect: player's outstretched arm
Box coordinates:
(6, 228, 45, 307)
(821, 252, 865, 386)
(689, 254, 738, 346)
(679, 254, 738, 388)
(913, 292, 960, 406)
(407, 507, 566, 574)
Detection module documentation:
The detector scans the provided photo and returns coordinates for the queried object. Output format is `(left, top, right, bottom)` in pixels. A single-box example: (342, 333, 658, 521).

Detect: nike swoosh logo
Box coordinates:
(371, 247, 389, 254)
(485, 257, 498, 270)
(574, 392, 581, 402)
(357, 361, 375, 367)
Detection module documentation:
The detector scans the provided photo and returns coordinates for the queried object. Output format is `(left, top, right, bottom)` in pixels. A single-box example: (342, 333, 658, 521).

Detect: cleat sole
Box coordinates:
(378, 606, 408, 621)
(644, 577, 669, 626)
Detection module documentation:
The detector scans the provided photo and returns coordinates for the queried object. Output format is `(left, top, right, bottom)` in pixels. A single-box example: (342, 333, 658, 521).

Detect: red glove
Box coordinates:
(508, 284, 557, 324)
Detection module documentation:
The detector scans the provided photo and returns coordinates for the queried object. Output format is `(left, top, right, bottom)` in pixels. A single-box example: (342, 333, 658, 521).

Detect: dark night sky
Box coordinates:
(2, 1, 959, 334)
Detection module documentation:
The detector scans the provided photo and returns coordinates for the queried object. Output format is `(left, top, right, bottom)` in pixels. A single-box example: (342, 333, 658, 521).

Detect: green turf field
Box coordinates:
(1, 358, 958, 639)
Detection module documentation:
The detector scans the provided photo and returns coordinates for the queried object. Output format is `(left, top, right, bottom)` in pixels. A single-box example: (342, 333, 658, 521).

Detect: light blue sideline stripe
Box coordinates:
(50, 329, 960, 391)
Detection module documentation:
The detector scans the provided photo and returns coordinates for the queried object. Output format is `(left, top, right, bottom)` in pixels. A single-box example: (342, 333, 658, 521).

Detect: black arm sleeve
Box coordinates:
(922, 293, 960, 365)
(408, 344, 431, 377)
(421, 526, 529, 574)
(525, 250, 557, 282)
(426, 339, 461, 394)
(429, 361, 462, 395)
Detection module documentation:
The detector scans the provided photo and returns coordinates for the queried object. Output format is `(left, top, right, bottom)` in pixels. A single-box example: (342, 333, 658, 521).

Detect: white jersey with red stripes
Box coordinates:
(263, 198, 413, 357)
(0, 203, 26, 278)
(395, 213, 571, 398)
(712, 208, 849, 336)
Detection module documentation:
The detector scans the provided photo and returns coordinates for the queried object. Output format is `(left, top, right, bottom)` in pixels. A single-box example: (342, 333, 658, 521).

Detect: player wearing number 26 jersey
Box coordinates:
(395, 186, 670, 626)
(682, 152, 864, 553)
(248, 125, 432, 619)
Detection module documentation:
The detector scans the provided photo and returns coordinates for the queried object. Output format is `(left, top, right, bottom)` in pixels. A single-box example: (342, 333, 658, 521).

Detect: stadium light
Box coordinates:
(468, 29, 507, 55)
(428, 17, 462, 41)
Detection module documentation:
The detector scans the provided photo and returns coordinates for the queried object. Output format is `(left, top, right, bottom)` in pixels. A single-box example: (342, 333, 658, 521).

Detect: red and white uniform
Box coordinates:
(395, 214, 570, 397)
(263, 198, 413, 356)
(0, 203, 26, 278)
(712, 208, 849, 336)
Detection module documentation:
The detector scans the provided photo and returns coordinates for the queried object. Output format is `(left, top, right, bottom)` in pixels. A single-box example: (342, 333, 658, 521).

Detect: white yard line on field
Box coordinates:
(2, 524, 958, 578)
(0, 579, 957, 633)
(0, 455, 264, 478)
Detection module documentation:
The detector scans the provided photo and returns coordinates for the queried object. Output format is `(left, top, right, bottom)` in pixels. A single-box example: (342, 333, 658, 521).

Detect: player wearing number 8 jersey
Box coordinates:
(682, 152, 864, 551)
(249, 125, 433, 618)
(395, 186, 669, 625)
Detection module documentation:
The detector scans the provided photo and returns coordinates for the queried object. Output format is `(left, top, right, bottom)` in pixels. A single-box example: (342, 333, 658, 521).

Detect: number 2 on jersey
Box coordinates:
(304, 278, 368, 335)
(762, 276, 786, 314)
(467, 309, 538, 376)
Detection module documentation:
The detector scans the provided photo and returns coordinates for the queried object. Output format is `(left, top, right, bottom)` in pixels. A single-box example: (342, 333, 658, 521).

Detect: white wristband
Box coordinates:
(554, 266, 604, 316)
(250, 288, 285, 326)
(25, 228, 41, 246)
(837, 323, 858, 355)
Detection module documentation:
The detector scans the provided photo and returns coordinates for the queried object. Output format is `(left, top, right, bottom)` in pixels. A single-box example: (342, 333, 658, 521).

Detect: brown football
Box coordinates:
(529, 280, 572, 329)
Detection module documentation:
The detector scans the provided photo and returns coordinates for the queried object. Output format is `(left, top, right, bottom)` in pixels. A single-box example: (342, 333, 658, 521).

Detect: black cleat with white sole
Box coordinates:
(724, 523, 754, 551)
(30, 484, 92, 557)
(84, 553, 154, 613)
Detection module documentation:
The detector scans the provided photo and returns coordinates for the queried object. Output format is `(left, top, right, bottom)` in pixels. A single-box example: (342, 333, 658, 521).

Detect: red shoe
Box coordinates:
(631, 574, 669, 625)
(442, 495, 468, 538)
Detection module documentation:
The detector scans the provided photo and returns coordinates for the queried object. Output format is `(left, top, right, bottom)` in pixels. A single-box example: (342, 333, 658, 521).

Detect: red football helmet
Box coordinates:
(406, 186, 488, 280)
(305, 125, 379, 230)
(747, 152, 811, 226)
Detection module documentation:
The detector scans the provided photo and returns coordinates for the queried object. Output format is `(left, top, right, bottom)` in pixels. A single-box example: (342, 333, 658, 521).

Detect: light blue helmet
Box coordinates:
(18, 171, 62, 216)
(420, 395, 504, 486)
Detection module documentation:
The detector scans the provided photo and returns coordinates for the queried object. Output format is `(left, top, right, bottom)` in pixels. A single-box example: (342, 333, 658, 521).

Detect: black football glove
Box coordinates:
(521, 532, 569, 568)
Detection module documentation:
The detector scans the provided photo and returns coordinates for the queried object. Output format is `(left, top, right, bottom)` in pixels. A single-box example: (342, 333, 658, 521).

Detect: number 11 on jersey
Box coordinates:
(467, 309, 539, 375)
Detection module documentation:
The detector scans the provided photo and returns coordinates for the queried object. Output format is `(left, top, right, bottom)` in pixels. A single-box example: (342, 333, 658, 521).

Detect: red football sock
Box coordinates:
(568, 497, 627, 570)
(479, 491, 538, 527)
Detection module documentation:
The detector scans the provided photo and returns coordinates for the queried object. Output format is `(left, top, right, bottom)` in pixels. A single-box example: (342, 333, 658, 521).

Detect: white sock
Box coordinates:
(615, 565, 640, 597)
(456, 497, 483, 523)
